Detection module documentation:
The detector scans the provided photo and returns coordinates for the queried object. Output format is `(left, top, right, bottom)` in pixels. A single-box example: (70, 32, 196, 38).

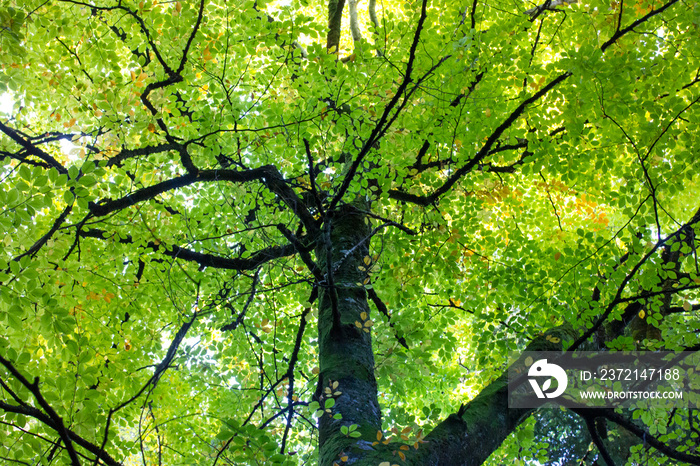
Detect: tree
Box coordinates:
(0, 0, 699, 464)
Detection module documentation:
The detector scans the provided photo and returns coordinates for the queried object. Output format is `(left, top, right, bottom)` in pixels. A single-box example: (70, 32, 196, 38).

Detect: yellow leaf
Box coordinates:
(485, 108, 492, 117)
(683, 301, 692, 311)
(360, 312, 368, 320)
(376, 431, 383, 441)
(398, 451, 406, 461)
(332, 381, 339, 389)
(355, 321, 362, 328)
(341, 456, 348, 461)
(639, 310, 646, 319)
(379, 463, 390, 466)
(525, 356, 533, 366)
(399, 444, 409, 450)
(364, 256, 371, 265)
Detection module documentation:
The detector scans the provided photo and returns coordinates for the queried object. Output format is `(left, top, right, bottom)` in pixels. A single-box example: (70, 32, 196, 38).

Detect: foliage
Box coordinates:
(0, 0, 699, 464)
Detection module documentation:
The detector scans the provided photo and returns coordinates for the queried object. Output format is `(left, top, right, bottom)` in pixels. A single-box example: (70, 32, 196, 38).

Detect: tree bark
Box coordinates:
(316, 204, 382, 465)
(326, 0, 346, 52)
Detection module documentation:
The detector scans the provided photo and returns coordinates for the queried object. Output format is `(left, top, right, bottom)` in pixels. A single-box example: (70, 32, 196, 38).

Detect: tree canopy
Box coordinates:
(1, 0, 699, 464)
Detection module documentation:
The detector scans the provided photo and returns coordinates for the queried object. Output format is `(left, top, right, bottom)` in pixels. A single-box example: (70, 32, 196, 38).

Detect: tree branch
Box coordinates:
(11, 204, 72, 264)
(0, 355, 82, 465)
(0, 121, 68, 175)
(389, 71, 572, 205)
(367, 288, 409, 349)
(601, 0, 680, 51)
(78, 228, 299, 271)
(88, 166, 317, 233)
(575, 408, 700, 465)
(583, 414, 617, 466)
(0, 401, 119, 466)
(221, 270, 260, 332)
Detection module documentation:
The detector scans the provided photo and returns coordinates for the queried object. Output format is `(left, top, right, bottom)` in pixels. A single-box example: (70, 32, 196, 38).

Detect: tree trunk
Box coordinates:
(316, 204, 382, 465)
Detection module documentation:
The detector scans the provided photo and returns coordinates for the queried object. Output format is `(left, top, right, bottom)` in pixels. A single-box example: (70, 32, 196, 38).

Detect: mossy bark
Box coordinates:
(315, 204, 382, 465)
